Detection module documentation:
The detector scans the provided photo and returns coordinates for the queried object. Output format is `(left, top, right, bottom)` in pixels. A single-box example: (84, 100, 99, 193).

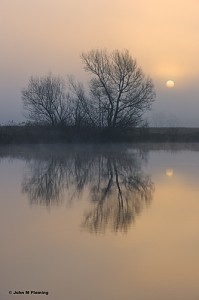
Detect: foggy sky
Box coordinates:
(1, 0, 199, 126)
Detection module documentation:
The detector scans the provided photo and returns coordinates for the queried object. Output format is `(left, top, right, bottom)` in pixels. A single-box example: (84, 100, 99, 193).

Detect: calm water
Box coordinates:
(1, 144, 199, 300)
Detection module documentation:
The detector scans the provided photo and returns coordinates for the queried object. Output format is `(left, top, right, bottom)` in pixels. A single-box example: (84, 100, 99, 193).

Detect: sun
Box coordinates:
(166, 80, 175, 88)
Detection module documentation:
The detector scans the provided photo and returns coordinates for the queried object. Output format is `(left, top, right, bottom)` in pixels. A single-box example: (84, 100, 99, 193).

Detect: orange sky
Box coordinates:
(1, 0, 199, 125)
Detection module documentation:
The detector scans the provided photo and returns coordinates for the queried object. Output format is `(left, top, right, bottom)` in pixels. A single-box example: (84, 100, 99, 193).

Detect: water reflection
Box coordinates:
(1, 144, 199, 300)
(166, 168, 174, 177)
(1, 145, 154, 232)
(22, 158, 66, 205)
(83, 153, 153, 233)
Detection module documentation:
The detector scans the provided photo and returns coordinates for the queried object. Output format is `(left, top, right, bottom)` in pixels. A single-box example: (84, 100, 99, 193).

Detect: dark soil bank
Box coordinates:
(1, 125, 199, 144)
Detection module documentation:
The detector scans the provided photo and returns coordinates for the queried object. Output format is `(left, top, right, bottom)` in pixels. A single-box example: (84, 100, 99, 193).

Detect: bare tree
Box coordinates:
(68, 76, 95, 127)
(22, 50, 155, 130)
(74, 49, 156, 128)
(22, 74, 70, 127)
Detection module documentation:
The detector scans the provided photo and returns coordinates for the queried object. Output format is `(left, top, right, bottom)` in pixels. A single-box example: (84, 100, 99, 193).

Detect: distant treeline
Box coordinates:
(1, 125, 199, 144)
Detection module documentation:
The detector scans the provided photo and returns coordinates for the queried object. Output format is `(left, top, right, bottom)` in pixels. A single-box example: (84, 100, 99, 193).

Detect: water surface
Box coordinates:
(0, 144, 199, 300)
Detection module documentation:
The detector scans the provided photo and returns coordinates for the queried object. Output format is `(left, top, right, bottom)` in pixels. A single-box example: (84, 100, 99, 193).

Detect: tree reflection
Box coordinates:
(83, 153, 153, 232)
(22, 159, 66, 205)
(20, 145, 154, 232)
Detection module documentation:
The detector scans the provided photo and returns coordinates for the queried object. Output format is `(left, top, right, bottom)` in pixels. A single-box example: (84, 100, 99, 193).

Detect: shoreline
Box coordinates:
(1, 125, 199, 144)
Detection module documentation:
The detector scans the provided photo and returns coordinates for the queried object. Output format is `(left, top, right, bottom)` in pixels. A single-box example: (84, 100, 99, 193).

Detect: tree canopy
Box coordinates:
(79, 49, 156, 128)
(22, 74, 70, 127)
(22, 49, 156, 129)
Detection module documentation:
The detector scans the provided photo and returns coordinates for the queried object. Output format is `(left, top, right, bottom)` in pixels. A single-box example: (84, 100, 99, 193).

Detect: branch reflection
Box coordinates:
(22, 159, 66, 205)
(20, 145, 154, 232)
(83, 153, 153, 232)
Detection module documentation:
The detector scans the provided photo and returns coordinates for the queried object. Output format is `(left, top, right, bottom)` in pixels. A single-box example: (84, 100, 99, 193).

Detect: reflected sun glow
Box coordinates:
(166, 168, 174, 177)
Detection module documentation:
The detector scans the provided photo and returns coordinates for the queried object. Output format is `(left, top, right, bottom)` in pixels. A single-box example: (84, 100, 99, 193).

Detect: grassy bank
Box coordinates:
(1, 125, 199, 144)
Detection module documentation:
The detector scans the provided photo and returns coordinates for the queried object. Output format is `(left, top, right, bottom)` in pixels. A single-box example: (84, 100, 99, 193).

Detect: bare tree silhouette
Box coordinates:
(22, 50, 155, 131)
(70, 49, 155, 128)
(22, 74, 71, 127)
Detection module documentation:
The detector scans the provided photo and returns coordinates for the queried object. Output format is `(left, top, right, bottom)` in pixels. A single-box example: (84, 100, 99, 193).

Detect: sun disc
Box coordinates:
(166, 80, 175, 88)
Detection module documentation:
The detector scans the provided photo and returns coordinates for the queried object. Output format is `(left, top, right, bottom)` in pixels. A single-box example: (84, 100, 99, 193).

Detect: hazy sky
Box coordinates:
(1, 0, 199, 126)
